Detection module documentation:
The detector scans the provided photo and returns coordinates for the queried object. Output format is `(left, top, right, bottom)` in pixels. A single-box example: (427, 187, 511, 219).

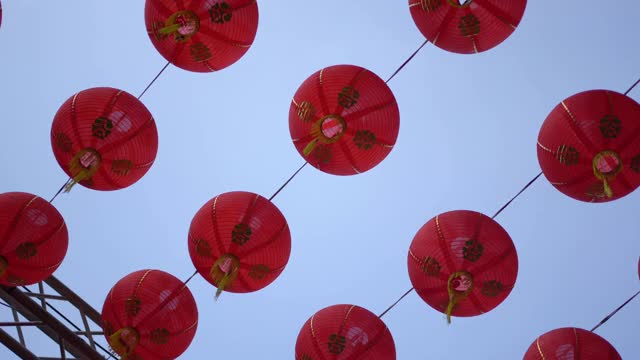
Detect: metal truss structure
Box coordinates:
(0, 276, 116, 360)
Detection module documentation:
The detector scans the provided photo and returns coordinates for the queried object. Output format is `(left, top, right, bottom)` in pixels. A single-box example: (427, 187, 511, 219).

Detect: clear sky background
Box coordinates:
(0, 0, 639, 359)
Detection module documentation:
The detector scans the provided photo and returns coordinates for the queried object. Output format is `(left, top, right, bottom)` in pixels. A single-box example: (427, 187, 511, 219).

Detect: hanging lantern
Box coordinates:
(537, 89, 640, 203)
(407, 210, 518, 323)
(289, 64, 400, 175)
(101, 269, 198, 360)
(145, 0, 259, 73)
(408, 0, 527, 54)
(0, 192, 68, 286)
(51, 87, 159, 192)
(295, 304, 396, 360)
(188, 191, 291, 299)
(523, 327, 621, 359)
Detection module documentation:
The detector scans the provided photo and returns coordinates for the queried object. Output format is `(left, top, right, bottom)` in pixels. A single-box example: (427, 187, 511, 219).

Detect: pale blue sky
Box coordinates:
(0, 1, 638, 359)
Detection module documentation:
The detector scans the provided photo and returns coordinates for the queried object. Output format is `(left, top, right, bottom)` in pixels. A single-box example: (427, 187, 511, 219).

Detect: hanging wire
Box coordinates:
(590, 289, 640, 332)
(49, 179, 72, 203)
(623, 77, 640, 96)
(138, 61, 171, 100)
(386, 40, 429, 84)
(269, 162, 308, 201)
(491, 172, 543, 219)
(379, 288, 414, 319)
(184, 270, 199, 286)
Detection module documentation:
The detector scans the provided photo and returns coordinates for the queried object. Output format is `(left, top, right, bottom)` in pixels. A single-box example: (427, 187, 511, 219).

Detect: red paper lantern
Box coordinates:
(408, 0, 527, 54)
(407, 210, 518, 323)
(289, 64, 400, 175)
(145, 0, 259, 73)
(51, 87, 159, 192)
(0, 192, 68, 286)
(523, 327, 621, 359)
(101, 269, 198, 360)
(188, 191, 291, 299)
(537, 90, 640, 203)
(295, 304, 396, 360)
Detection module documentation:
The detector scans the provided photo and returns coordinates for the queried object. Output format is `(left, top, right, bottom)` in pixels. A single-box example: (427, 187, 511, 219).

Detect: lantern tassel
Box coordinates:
(445, 293, 461, 325)
(108, 327, 139, 360)
(303, 138, 318, 157)
(65, 149, 101, 193)
(210, 254, 240, 301)
(602, 178, 613, 198)
(64, 169, 92, 193)
(445, 271, 474, 325)
(591, 151, 621, 199)
(158, 23, 181, 35)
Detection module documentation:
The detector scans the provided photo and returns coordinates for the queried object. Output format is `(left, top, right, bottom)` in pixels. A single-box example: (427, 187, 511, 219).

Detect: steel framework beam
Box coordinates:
(0, 275, 114, 360)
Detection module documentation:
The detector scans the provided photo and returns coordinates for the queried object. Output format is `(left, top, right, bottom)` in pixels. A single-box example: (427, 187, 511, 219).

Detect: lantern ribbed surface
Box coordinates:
(0, 192, 68, 286)
(408, 0, 526, 54)
(407, 210, 518, 321)
(295, 304, 396, 360)
(289, 64, 400, 176)
(537, 89, 640, 203)
(188, 191, 291, 295)
(101, 269, 198, 360)
(523, 327, 621, 360)
(51, 87, 159, 191)
(145, 0, 259, 73)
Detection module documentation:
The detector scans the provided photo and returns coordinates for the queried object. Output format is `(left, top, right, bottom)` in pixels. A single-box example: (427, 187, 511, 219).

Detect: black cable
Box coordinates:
(379, 288, 414, 319)
(492, 172, 542, 219)
(385, 40, 429, 84)
(269, 162, 308, 201)
(591, 289, 640, 332)
(49, 179, 71, 203)
(184, 270, 199, 286)
(138, 61, 171, 100)
(623, 77, 640, 96)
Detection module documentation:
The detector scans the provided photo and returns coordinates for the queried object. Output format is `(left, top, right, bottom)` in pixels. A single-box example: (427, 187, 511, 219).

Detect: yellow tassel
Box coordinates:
(209, 254, 240, 300)
(65, 149, 101, 193)
(591, 150, 622, 199)
(445, 288, 465, 324)
(445, 271, 474, 325)
(160, 10, 200, 41)
(303, 138, 319, 157)
(445, 297, 456, 324)
(108, 327, 139, 360)
(602, 178, 613, 198)
(159, 23, 181, 35)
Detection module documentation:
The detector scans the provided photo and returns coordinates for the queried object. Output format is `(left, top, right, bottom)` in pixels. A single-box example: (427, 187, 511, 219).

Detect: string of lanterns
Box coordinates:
(0, 1, 637, 359)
